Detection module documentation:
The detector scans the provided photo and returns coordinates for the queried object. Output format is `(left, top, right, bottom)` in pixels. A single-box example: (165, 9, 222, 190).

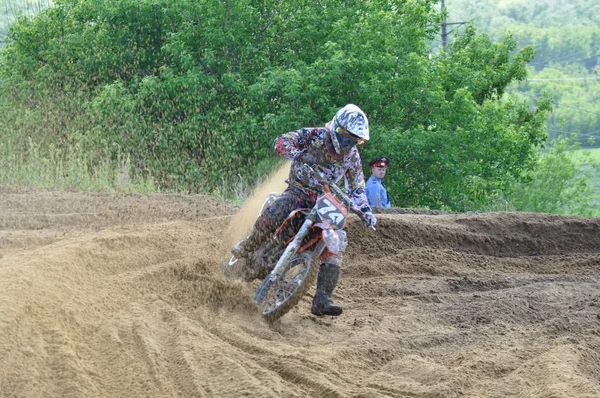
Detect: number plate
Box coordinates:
(316, 193, 347, 229)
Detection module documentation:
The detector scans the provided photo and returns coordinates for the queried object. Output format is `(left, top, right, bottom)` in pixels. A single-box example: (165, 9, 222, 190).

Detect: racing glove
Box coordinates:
(364, 211, 377, 228)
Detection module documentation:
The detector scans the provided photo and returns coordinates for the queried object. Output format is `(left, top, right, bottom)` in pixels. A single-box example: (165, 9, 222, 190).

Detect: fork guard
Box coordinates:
(317, 227, 342, 254)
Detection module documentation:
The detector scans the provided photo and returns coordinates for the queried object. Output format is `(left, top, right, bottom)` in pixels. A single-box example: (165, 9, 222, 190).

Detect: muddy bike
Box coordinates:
(224, 165, 373, 323)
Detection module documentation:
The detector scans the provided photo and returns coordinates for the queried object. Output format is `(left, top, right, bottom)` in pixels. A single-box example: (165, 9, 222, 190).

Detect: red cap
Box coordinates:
(369, 157, 390, 167)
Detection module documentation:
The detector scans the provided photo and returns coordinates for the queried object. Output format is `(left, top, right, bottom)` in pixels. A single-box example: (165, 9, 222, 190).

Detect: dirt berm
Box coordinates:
(1, 183, 599, 398)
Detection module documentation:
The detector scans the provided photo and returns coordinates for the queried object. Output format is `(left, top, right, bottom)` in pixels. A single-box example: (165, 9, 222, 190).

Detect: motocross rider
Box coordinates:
(232, 104, 376, 317)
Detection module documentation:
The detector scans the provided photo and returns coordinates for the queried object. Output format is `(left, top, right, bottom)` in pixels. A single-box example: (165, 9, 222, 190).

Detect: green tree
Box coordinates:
(508, 135, 600, 216)
(442, 0, 600, 147)
(1, 0, 552, 211)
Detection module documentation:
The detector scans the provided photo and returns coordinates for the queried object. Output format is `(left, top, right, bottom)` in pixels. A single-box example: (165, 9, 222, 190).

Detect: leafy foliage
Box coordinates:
(0, 0, 53, 47)
(1, 0, 552, 211)
(507, 135, 600, 216)
(444, 0, 600, 146)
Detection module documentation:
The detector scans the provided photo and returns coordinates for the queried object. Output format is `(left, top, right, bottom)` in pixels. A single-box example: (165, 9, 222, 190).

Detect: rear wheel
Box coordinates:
(254, 252, 318, 323)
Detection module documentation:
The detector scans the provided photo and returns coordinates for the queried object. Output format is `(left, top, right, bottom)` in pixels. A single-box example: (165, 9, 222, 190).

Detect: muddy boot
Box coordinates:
(311, 263, 344, 317)
(232, 214, 278, 257)
(232, 231, 277, 281)
(231, 232, 261, 259)
(231, 238, 251, 259)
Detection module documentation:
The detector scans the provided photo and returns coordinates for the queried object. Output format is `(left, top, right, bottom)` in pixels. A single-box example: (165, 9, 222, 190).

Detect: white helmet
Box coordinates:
(334, 104, 370, 140)
(328, 104, 370, 154)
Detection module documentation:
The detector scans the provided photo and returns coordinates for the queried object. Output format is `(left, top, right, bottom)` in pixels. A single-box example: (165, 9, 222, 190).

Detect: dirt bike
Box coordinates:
(224, 165, 374, 323)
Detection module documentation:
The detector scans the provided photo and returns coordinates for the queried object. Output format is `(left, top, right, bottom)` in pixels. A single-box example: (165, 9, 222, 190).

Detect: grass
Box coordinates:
(0, 138, 159, 193)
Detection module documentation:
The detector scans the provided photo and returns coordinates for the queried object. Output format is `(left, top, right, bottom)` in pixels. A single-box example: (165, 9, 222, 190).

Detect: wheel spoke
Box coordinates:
(258, 256, 311, 316)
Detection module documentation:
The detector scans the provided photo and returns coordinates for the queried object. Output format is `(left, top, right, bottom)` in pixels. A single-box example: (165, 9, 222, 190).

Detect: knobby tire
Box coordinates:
(259, 252, 319, 324)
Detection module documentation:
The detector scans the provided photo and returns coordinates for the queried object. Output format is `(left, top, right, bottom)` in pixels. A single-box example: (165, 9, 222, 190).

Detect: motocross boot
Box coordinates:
(231, 230, 263, 259)
(231, 231, 274, 281)
(311, 263, 344, 317)
(231, 237, 252, 259)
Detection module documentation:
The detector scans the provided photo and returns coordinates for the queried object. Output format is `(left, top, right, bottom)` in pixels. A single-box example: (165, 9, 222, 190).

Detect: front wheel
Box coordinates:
(253, 252, 318, 323)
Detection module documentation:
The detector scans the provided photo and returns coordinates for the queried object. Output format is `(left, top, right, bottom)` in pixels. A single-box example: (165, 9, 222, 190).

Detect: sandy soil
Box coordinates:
(1, 178, 599, 398)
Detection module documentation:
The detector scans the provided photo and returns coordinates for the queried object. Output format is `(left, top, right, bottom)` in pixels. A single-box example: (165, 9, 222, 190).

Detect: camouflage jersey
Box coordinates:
(274, 126, 372, 213)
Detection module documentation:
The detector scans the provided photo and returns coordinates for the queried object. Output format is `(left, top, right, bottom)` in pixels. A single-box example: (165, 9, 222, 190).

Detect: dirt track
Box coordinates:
(1, 183, 599, 398)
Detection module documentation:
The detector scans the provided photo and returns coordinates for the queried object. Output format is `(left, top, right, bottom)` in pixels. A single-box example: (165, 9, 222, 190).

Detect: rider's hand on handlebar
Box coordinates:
(364, 211, 377, 228)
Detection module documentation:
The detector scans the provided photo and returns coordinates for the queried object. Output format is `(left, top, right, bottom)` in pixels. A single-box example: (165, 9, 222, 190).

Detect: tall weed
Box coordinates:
(0, 138, 157, 193)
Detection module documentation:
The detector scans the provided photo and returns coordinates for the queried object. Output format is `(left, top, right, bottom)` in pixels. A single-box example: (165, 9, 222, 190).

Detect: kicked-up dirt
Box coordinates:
(1, 180, 599, 398)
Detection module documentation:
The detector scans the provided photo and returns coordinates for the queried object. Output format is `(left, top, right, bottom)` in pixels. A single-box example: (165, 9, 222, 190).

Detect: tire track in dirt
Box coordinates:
(1, 186, 600, 397)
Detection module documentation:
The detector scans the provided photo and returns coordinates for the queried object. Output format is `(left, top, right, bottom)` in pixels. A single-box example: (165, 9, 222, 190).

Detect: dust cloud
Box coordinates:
(1, 184, 599, 397)
(221, 161, 290, 255)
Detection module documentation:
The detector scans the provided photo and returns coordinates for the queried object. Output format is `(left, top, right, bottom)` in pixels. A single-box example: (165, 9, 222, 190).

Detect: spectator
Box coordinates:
(366, 157, 391, 207)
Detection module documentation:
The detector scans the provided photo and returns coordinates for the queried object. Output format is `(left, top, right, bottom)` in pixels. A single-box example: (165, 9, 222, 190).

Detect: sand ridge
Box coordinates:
(1, 183, 599, 397)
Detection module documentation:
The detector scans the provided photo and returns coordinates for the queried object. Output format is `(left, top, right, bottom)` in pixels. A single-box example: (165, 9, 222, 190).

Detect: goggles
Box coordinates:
(335, 127, 364, 148)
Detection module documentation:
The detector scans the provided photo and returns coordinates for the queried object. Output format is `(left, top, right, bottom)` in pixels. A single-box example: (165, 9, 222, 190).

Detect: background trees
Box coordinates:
(444, 0, 600, 146)
(3, 0, 590, 213)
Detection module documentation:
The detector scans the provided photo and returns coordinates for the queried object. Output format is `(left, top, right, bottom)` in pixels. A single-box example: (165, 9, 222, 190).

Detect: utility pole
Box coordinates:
(441, 0, 447, 49)
(440, 0, 466, 50)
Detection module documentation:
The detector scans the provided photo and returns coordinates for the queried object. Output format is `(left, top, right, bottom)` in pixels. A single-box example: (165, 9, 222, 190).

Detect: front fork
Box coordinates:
(268, 216, 324, 280)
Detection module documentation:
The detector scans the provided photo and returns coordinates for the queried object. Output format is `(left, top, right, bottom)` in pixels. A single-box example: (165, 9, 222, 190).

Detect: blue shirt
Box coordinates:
(366, 175, 391, 207)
